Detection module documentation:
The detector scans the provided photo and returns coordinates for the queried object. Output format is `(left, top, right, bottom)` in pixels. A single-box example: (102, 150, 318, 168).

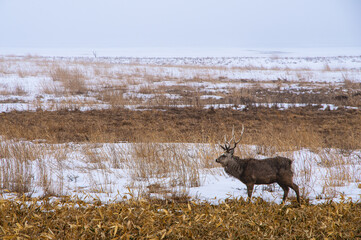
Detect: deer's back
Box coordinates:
(237, 156, 293, 184)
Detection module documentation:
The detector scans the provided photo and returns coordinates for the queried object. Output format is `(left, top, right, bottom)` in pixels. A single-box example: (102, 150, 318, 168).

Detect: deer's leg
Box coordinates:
(246, 183, 254, 202)
(290, 183, 300, 204)
(279, 184, 289, 204)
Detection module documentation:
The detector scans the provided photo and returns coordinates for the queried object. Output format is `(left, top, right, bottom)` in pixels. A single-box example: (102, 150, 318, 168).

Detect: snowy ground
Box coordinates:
(1, 48, 361, 204)
(1, 50, 361, 113)
(1, 141, 360, 204)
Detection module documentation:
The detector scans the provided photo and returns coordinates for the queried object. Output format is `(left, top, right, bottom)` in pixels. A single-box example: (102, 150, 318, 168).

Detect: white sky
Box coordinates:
(0, 0, 360, 49)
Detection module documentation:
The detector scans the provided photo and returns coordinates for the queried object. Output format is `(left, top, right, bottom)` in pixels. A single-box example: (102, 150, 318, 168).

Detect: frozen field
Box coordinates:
(1, 48, 361, 112)
(1, 140, 360, 204)
(0, 48, 361, 204)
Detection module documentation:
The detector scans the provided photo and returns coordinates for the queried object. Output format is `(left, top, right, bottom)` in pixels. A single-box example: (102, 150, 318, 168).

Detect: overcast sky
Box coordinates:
(0, 0, 360, 49)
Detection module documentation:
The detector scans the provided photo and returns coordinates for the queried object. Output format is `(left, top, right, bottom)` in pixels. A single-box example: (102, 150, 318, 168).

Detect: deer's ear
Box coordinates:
(229, 148, 235, 155)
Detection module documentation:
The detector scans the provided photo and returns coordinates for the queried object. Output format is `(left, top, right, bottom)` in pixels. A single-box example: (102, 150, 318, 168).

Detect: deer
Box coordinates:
(215, 125, 300, 204)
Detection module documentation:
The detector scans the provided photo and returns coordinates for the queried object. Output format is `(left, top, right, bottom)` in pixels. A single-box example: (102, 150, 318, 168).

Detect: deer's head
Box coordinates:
(215, 125, 244, 167)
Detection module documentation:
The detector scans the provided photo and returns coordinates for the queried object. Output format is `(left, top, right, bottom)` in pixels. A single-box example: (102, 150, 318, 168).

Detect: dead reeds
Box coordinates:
(50, 66, 87, 94)
(0, 197, 360, 239)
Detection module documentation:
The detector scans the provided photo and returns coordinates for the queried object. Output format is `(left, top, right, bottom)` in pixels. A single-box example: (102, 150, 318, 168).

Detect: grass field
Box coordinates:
(0, 54, 361, 238)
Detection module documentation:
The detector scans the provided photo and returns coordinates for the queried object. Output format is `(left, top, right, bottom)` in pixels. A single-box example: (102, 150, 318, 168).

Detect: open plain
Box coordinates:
(1, 51, 361, 238)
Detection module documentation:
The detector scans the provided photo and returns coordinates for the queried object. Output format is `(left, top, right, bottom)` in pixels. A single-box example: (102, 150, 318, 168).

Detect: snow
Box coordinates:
(1, 52, 360, 113)
(200, 95, 223, 100)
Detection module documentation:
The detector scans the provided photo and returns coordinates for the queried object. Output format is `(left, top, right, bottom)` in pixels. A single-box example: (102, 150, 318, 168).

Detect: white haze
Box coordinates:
(0, 0, 360, 50)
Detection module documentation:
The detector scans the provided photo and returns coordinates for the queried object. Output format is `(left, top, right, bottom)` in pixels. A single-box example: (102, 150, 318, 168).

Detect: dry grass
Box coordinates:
(105, 82, 361, 109)
(0, 137, 359, 203)
(39, 79, 62, 95)
(0, 84, 27, 96)
(2, 107, 360, 150)
(12, 84, 27, 96)
(96, 88, 128, 108)
(293, 152, 316, 198)
(50, 66, 87, 94)
(0, 141, 41, 194)
(0, 141, 71, 197)
(1, 55, 361, 111)
(0, 104, 360, 200)
(0, 198, 360, 239)
(127, 143, 201, 189)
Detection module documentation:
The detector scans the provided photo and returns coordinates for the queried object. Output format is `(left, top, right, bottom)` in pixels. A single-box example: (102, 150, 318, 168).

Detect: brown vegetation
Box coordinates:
(50, 66, 87, 94)
(0, 107, 360, 150)
(0, 198, 360, 239)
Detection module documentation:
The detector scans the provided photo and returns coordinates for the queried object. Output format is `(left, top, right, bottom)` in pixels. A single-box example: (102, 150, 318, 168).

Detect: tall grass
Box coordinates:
(0, 141, 70, 197)
(0, 141, 40, 195)
(50, 66, 86, 94)
(126, 143, 201, 193)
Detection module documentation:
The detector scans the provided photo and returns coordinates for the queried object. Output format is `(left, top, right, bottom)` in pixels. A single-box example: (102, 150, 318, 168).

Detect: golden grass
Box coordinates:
(127, 143, 201, 189)
(0, 197, 360, 239)
(39, 79, 62, 95)
(0, 141, 69, 197)
(96, 88, 128, 108)
(50, 66, 87, 94)
(0, 141, 41, 194)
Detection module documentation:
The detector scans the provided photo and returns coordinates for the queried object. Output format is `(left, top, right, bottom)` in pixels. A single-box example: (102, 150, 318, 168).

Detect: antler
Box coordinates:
(232, 124, 244, 148)
(219, 124, 245, 151)
(219, 134, 231, 151)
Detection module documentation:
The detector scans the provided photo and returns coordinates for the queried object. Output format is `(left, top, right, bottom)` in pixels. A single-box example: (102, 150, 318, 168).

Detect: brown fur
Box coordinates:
(216, 151, 300, 204)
